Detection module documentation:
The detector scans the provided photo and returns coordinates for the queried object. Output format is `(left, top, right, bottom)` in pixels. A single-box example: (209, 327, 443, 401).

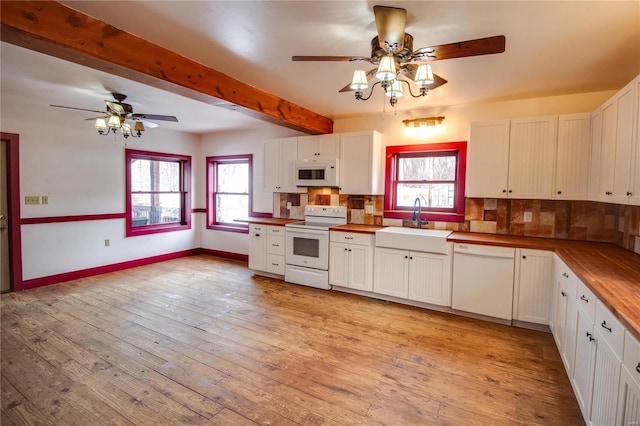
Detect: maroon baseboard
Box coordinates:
(198, 248, 248, 262)
(21, 249, 200, 290)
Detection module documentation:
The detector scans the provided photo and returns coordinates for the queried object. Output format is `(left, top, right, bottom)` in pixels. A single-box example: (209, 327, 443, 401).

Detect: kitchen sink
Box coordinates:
(375, 227, 452, 254)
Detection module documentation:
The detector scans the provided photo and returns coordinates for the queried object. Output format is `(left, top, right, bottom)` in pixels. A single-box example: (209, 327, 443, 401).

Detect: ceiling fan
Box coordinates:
(50, 93, 178, 135)
(292, 5, 506, 104)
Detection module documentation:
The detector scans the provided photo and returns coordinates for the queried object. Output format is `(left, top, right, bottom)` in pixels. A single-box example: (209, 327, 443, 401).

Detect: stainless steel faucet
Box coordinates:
(412, 197, 427, 229)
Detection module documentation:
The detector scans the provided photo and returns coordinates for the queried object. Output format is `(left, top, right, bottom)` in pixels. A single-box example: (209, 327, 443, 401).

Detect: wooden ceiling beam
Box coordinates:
(0, 1, 333, 135)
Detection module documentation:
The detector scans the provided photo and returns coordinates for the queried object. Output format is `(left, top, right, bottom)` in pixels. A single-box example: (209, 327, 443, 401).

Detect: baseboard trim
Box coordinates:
(198, 248, 248, 262)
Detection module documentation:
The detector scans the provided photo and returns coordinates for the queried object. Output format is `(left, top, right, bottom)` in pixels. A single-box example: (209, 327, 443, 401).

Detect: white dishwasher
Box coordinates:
(452, 243, 515, 321)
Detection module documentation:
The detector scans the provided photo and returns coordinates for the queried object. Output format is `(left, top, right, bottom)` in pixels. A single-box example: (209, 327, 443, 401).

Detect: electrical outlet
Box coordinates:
(365, 205, 374, 214)
(105, 239, 110, 247)
(286, 202, 292, 210)
(524, 211, 532, 223)
(25, 196, 40, 205)
(41, 195, 48, 205)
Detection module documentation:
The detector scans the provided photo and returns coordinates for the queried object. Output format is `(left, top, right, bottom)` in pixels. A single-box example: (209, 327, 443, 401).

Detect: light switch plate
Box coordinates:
(41, 195, 48, 205)
(523, 211, 532, 222)
(25, 196, 40, 205)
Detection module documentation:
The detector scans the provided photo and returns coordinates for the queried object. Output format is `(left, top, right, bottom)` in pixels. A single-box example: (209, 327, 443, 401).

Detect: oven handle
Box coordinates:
(285, 227, 328, 236)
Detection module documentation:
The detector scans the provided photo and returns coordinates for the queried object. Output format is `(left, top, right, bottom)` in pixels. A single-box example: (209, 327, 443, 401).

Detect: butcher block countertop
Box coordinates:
(448, 232, 640, 341)
(238, 217, 302, 226)
(330, 224, 385, 234)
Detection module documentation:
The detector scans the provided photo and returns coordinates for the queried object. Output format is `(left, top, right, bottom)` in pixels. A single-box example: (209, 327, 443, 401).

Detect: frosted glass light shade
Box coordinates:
(350, 70, 369, 90)
(107, 115, 121, 128)
(386, 79, 403, 98)
(121, 123, 132, 135)
(94, 118, 107, 130)
(414, 64, 434, 87)
(376, 55, 396, 81)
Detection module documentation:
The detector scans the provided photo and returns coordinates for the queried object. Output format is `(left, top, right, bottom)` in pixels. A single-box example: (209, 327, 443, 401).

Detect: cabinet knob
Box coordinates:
(601, 321, 612, 333)
(405, 255, 408, 259)
(561, 291, 567, 297)
(627, 191, 633, 196)
(522, 255, 527, 259)
(562, 272, 569, 278)
(636, 362, 640, 374)
(348, 249, 352, 252)
(502, 189, 507, 193)
(255, 234, 261, 237)
(557, 191, 562, 195)
(508, 190, 513, 193)
(580, 295, 589, 303)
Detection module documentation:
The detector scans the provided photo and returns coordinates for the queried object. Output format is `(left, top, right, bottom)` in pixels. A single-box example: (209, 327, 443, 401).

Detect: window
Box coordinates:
(126, 149, 191, 236)
(384, 142, 467, 222)
(207, 154, 252, 233)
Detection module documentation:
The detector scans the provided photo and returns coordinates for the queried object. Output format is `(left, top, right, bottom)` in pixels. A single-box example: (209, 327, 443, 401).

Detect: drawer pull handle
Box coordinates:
(561, 291, 567, 297)
(344, 236, 354, 240)
(272, 244, 279, 247)
(562, 273, 569, 278)
(586, 332, 595, 342)
(636, 363, 640, 374)
(580, 295, 589, 303)
(271, 263, 279, 266)
(601, 321, 612, 333)
(255, 234, 261, 237)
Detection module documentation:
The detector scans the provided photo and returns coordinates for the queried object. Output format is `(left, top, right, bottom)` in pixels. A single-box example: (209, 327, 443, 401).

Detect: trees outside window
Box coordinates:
(126, 149, 191, 236)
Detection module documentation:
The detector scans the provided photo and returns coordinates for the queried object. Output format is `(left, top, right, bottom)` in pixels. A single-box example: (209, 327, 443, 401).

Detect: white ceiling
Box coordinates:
(2, 1, 639, 135)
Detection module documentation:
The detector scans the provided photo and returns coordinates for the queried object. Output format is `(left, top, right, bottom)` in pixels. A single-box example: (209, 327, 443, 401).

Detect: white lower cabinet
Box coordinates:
(329, 231, 374, 291)
(572, 293, 597, 420)
(513, 249, 553, 325)
(248, 224, 286, 277)
(373, 247, 452, 307)
(618, 331, 640, 425)
(552, 256, 578, 373)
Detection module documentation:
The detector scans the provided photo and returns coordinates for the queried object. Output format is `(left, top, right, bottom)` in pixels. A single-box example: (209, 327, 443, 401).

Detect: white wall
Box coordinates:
(199, 127, 304, 254)
(3, 100, 200, 280)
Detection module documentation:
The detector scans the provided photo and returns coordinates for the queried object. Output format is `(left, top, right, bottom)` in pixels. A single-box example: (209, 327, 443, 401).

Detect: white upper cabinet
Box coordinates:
(263, 137, 305, 193)
(555, 113, 591, 200)
(588, 108, 602, 201)
(508, 116, 558, 199)
(466, 120, 511, 198)
(297, 134, 341, 162)
(340, 131, 384, 195)
(599, 96, 618, 200)
(611, 79, 637, 204)
(630, 76, 640, 206)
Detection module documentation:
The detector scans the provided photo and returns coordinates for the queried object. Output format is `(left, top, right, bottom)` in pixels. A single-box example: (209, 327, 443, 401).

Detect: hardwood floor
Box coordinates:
(1, 255, 583, 425)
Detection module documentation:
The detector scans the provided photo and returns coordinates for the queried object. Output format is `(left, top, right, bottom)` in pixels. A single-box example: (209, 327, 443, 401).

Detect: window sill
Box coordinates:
(384, 210, 465, 223)
(207, 224, 249, 234)
(127, 222, 191, 237)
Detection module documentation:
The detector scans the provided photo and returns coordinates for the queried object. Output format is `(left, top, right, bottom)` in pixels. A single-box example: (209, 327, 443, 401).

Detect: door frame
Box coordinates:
(1, 132, 23, 291)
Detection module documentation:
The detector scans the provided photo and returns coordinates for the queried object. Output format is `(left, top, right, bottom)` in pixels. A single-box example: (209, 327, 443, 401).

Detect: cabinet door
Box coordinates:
(599, 98, 617, 200)
(617, 366, 640, 426)
(572, 308, 596, 421)
(514, 249, 553, 324)
(631, 76, 640, 206)
(263, 140, 280, 192)
(466, 120, 510, 198)
(588, 108, 602, 201)
(340, 131, 383, 195)
(590, 330, 622, 426)
(373, 247, 408, 298)
(612, 80, 636, 204)
(407, 251, 451, 306)
(508, 116, 558, 199)
(555, 113, 591, 200)
(279, 137, 301, 192)
(298, 134, 341, 161)
(348, 244, 373, 292)
(248, 225, 267, 271)
(329, 242, 349, 287)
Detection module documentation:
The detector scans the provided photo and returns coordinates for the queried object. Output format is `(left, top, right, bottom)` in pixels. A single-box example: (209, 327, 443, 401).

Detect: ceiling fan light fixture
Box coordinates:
(350, 70, 369, 90)
(414, 64, 434, 87)
(94, 118, 107, 130)
(386, 79, 403, 98)
(134, 121, 145, 133)
(376, 55, 396, 82)
(107, 115, 121, 129)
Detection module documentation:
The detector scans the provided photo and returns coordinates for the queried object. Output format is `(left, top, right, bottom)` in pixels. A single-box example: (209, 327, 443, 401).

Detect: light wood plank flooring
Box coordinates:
(1, 255, 583, 425)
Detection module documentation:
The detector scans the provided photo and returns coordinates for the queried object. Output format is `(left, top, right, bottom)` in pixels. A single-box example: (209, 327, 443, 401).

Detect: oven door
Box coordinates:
(285, 227, 329, 270)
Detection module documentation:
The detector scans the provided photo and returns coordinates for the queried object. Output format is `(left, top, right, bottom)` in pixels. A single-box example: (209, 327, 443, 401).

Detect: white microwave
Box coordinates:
(294, 159, 339, 187)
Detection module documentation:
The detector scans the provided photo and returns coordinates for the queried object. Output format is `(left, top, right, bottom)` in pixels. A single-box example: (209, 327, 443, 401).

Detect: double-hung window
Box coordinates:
(207, 154, 252, 232)
(384, 142, 467, 222)
(126, 149, 192, 236)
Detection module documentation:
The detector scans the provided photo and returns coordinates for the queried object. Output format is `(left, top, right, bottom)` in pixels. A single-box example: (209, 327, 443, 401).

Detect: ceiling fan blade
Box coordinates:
(374, 5, 407, 53)
(338, 68, 377, 93)
(419, 35, 506, 61)
(50, 104, 106, 114)
(292, 56, 370, 62)
(132, 113, 178, 122)
(83, 116, 108, 121)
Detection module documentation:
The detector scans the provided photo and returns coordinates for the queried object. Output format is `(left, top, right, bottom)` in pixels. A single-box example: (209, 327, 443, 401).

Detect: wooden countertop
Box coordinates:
(448, 232, 640, 341)
(237, 217, 302, 226)
(330, 224, 385, 234)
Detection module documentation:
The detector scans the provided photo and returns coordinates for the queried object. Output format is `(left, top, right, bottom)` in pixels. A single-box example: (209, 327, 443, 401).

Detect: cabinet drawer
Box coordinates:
(623, 331, 640, 384)
(595, 299, 624, 358)
(266, 254, 285, 275)
(267, 235, 285, 255)
(576, 279, 597, 323)
(267, 226, 285, 236)
(330, 231, 373, 246)
(250, 224, 265, 235)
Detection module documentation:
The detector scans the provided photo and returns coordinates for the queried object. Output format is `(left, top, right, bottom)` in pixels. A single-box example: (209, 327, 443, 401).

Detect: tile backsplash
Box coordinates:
(273, 191, 640, 254)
